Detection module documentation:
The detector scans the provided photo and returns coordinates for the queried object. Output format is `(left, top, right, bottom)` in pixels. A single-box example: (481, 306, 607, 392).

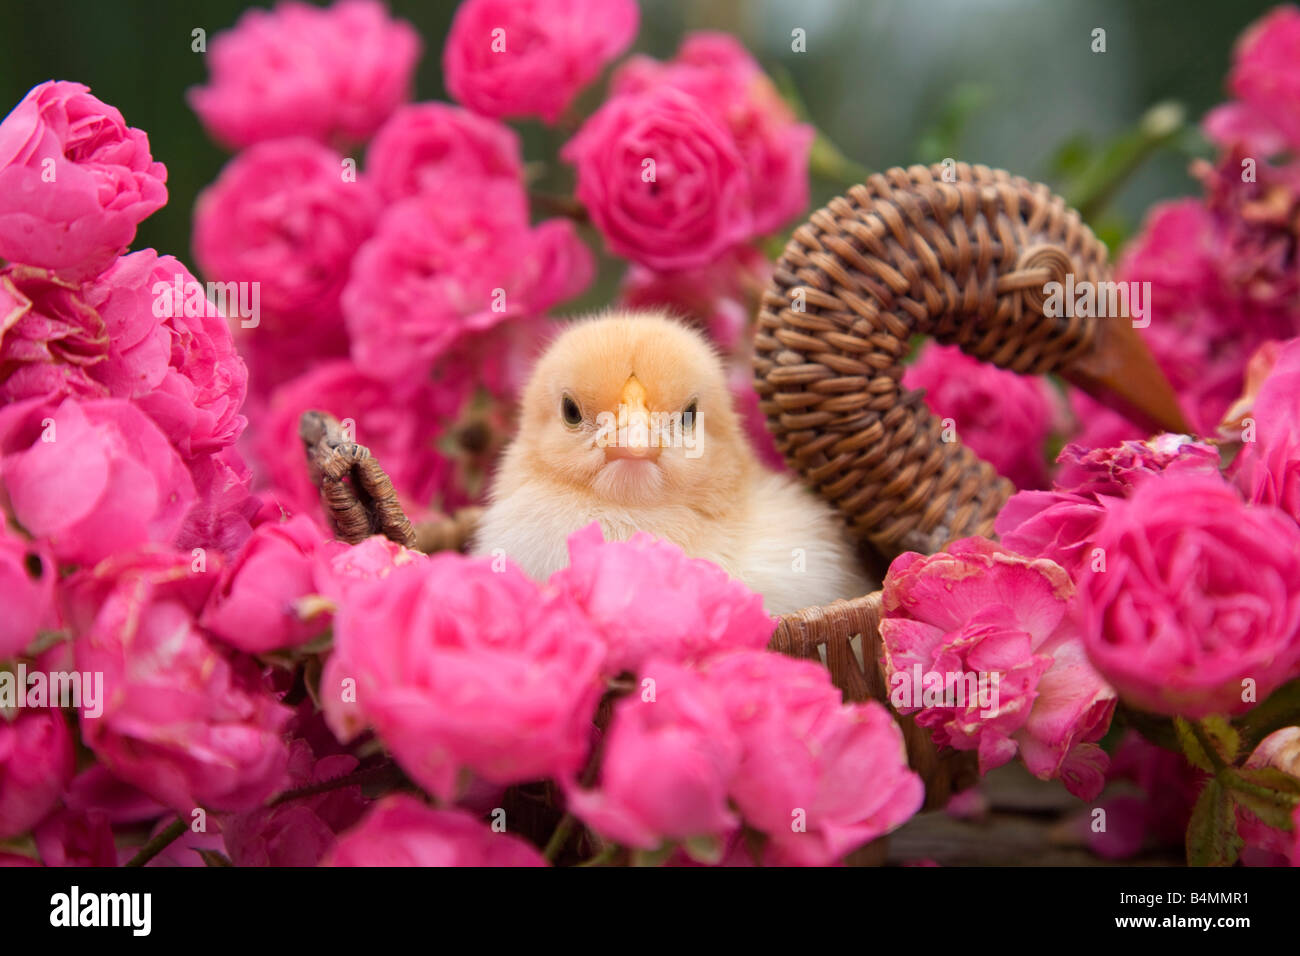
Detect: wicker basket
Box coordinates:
(300, 163, 1187, 815)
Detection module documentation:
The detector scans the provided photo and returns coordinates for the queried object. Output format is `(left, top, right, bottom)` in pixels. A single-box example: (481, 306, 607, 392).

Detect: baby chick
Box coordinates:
(471, 312, 872, 615)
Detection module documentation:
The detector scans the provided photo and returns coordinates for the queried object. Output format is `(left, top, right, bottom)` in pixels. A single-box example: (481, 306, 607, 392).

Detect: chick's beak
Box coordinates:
(605, 373, 661, 462)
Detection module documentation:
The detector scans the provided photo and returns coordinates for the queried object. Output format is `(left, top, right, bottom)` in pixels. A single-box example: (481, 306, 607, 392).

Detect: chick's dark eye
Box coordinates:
(561, 395, 583, 426)
(683, 399, 698, 428)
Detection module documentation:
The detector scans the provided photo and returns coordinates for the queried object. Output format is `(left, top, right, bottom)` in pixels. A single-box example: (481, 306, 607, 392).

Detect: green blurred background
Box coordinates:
(0, 0, 1280, 279)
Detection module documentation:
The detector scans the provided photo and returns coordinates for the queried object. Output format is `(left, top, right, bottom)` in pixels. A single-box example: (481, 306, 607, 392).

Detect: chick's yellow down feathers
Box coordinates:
(471, 312, 872, 615)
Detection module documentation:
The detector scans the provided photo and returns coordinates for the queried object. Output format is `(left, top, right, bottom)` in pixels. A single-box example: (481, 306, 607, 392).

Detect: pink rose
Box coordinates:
(565, 660, 741, 852)
(550, 523, 774, 676)
(188, 0, 421, 149)
(222, 744, 368, 867)
(0, 81, 166, 280)
(0, 513, 55, 659)
(342, 183, 592, 381)
(174, 446, 262, 559)
(0, 397, 196, 566)
(563, 87, 754, 271)
(192, 138, 380, 337)
(0, 710, 75, 839)
(444, 0, 639, 124)
(256, 359, 469, 523)
(365, 103, 523, 203)
(1203, 6, 1300, 155)
(200, 514, 335, 654)
(882, 538, 1116, 799)
(33, 807, 116, 867)
(312, 533, 425, 605)
(322, 555, 603, 800)
(63, 549, 293, 812)
(997, 435, 1221, 575)
(81, 250, 248, 458)
(613, 32, 814, 235)
(701, 649, 924, 865)
(1080, 471, 1300, 717)
(0, 266, 107, 402)
(1232, 337, 1300, 524)
(903, 342, 1059, 489)
(326, 795, 547, 867)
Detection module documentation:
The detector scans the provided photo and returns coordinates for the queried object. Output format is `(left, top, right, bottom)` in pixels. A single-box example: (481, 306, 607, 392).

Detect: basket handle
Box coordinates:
(754, 161, 1188, 558)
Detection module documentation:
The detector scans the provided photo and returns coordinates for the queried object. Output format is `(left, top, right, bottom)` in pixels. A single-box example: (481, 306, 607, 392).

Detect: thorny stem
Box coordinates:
(1189, 720, 1230, 775)
(542, 812, 576, 863)
(124, 817, 187, 868)
(267, 760, 404, 807)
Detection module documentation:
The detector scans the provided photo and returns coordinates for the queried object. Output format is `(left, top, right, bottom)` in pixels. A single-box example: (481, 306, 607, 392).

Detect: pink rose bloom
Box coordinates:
(0, 266, 107, 402)
(1117, 154, 1300, 433)
(343, 183, 592, 381)
(0, 710, 75, 839)
(701, 649, 924, 865)
(564, 86, 754, 271)
(444, 0, 639, 124)
(193, 138, 380, 338)
(64, 765, 168, 825)
(188, 0, 420, 149)
(551, 523, 774, 676)
(566, 660, 741, 851)
(322, 555, 603, 800)
(174, 446, 262, 559)
(618, 245, 771, 353)
(997, 434, 1220, 574)
(614, 32, 814, 235)
(0, 513, 55, 659)
(33, 808, 117, 867)
(0, 397, 196, 566)
(903, 342, 1058, 489)
(1233, 337, 1300, 524)
(1203, 6, 1300, 155)
(0, 81, 166, 281)
(82, 249, 248, 458)
(882, 538, 1116, 799)
(223, 744, 368, 867)
(312, 533, 426, 605)
(365, 103, 523, 203)
(256, 359, 469, 522)
(64, 549, 293, 812)
(1080, 471, 1300, 718)
(326, 795, 547, 867)
(200, 514, 335, 654)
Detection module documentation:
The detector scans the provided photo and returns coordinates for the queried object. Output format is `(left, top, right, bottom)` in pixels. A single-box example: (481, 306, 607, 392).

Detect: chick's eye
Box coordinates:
(561, 395, 583, 426)
(683, 399, 698, 428)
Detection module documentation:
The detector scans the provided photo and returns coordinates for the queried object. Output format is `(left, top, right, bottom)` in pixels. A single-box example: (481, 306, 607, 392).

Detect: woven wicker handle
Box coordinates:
(754, 161, 1186, 559)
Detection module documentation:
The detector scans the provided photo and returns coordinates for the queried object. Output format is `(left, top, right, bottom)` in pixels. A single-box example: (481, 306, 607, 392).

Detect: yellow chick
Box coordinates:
(470, 311, 872, 615)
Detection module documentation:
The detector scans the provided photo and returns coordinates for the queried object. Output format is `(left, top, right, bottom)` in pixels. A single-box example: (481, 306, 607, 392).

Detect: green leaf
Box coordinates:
(1201, 715, 1241, 765)
(1174, 717, 1215, 773)
(631, 842, 676, 868)
(1185, 780, 1242, 867)
(1225, 767, 1300, 830)
(682, 834, 724, 865)
(1234, 679, 1300, 751)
